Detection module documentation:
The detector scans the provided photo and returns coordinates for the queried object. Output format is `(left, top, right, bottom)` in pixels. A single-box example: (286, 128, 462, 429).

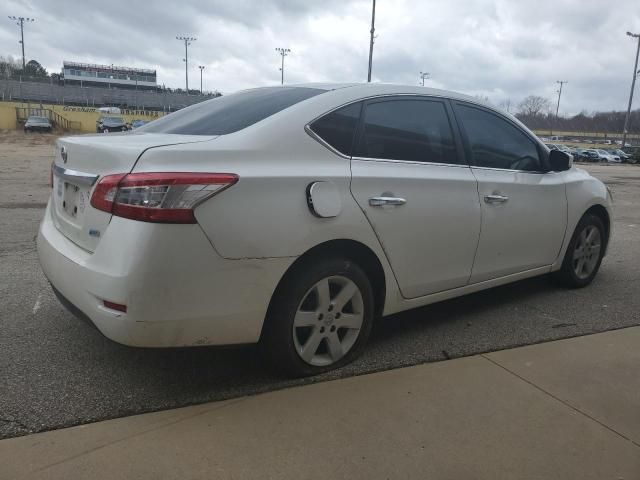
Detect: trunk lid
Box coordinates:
(50, 132, 216, 252)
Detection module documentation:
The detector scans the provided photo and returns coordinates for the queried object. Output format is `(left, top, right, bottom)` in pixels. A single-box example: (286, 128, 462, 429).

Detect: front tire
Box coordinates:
(261, 257, 375, 377)
(554, 213, 606, 288)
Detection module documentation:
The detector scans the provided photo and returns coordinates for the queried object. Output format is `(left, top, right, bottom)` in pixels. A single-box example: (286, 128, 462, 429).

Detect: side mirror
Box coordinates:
(549, 149, 572, 172)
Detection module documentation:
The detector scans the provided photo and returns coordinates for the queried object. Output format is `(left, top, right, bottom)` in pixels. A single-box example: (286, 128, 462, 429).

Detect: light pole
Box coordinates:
(176, 35, 196, 93)
(275, 47, 291, 85)
(8, 16, 34, 70)
(623, 31, 640, 148)
(198, 65, 205, 94)
(367, 0, 376, 82)
(419, 71, 430, 86)
(555, 80, 568, 120)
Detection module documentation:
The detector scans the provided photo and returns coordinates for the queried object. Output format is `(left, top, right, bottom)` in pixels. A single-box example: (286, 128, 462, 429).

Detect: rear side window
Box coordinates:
(309, 102, 362, 156)
(455, 104, 542, 171)
(354, 99, 459, 164)
(140, 87, 325, 135)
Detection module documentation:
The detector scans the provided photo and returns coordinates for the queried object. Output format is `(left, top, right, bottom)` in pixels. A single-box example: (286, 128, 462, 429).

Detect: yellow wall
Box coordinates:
(0, 101, 167, 133)
(0, 102, 18, 130)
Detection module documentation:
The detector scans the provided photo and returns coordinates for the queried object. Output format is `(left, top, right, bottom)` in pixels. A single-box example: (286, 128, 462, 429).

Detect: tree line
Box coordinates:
(503, 95, 640, 134)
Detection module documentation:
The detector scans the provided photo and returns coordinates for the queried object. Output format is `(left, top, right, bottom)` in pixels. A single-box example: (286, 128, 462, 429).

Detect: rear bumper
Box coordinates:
(37, 200, 293, 347)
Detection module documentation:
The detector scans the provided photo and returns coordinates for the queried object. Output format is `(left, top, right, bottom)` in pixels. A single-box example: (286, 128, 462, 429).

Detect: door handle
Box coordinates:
(369, 196, 407, 207)
(484, 194, 509, 204)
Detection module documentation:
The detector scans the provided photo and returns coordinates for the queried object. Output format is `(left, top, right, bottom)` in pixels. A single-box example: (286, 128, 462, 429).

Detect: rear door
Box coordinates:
(349, 96, 481, 299)
(451, 102, 567, 283)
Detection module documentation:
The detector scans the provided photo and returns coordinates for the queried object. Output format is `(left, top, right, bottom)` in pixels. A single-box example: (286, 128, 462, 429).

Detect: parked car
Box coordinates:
(24, 116, 52, 133)
(130, 119, 149, 129)
(622, 146, 640, 163)
(557, 145, 573, 153)
(595, 149, 621, 163)
(97, 116, 128, 133)
(545, 143, 572, 153)
(610, 149, 631, 162)
(39, 84, 612, 376)
(575, 149, 600, 162)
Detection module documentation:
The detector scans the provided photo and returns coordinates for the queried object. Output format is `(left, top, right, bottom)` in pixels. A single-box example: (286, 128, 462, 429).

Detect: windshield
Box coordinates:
(140, 86, 325, 135)
(28, 116, 49, 122)
(102, 116, 124, 123)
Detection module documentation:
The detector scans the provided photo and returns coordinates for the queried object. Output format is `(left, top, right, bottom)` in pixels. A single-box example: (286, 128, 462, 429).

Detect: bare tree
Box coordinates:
(499, 99, 512, 113)
(518, 95, 552, 117)
(0, 55, 21, 78)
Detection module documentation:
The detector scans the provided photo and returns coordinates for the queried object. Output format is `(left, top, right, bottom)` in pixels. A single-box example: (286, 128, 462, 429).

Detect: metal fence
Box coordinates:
(15, 106, 82, 131)
(0, 79, 216, 111)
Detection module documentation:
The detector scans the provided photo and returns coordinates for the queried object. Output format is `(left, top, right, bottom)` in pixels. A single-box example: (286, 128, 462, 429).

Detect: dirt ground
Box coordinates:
(0, 130, 58, 208)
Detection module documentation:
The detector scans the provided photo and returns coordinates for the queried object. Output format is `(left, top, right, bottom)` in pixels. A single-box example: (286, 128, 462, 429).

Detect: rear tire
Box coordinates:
(553, 213, 606, 288)
(261, 257, 375, 377)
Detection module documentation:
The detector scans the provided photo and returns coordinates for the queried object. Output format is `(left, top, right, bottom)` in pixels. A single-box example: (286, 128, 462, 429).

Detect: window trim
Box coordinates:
(451, 101, 550, 174)
(305, 124, 352, 159)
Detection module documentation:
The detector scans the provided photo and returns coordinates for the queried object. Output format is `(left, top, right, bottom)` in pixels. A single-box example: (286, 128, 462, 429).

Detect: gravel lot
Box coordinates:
(1, 131, 639, 439)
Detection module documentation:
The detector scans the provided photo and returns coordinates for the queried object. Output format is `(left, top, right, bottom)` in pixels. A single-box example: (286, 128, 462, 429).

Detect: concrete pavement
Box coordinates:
(1, 327, 639, 480)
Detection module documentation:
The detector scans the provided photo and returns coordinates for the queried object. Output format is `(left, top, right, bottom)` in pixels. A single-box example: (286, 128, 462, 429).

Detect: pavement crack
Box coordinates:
(481, 354, 640, 449)
(551, 322, 577, 329)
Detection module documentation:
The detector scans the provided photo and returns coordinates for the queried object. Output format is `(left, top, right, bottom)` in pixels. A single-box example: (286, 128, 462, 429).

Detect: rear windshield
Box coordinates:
(140, 87, 325, 135)
(29, 116, 49, 122)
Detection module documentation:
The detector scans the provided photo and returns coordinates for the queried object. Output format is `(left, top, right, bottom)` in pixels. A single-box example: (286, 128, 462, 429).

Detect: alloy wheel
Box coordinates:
(572, 225, 602, 280)
(292, 275, 364, 367)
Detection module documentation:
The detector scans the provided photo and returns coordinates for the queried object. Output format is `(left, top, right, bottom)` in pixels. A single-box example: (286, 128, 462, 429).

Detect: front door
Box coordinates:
(452, 102, 567, 283)
(350, 97, 481, 299)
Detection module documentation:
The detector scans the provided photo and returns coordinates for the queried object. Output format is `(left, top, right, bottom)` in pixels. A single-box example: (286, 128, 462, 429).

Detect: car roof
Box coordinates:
(287, 82, 491, 106)
(212, 82, 537, 146)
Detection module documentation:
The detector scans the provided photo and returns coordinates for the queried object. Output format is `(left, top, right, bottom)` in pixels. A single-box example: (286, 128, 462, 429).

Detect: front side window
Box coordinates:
(455, 104, 542, 171)
(309, 102, 362, 156)
(354, 98, 459, 164)
(140, 87, 325, 135)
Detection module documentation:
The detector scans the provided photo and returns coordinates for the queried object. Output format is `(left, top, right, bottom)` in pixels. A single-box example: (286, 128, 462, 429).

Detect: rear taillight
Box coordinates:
(90, 172, 238, 223)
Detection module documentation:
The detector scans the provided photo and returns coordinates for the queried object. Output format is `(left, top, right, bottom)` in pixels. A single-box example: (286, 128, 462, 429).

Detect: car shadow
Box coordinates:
(369, 275, 556, 345)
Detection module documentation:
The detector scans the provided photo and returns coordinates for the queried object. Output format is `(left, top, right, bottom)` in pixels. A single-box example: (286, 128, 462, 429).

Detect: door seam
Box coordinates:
(467, 167, 484, 284)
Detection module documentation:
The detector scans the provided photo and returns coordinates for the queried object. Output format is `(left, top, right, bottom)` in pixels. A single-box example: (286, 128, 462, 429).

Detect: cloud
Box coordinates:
(1, 0, 639, 114)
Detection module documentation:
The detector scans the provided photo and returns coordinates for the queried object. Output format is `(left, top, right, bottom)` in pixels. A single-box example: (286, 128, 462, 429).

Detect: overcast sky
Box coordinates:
(2, 0, 640, 115)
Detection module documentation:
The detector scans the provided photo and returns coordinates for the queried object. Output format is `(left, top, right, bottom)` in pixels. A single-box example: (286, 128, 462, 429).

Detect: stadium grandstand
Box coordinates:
(62, 61, 157, 91)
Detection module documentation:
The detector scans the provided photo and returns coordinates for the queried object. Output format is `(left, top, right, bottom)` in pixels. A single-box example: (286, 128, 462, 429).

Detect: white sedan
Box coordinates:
(38, 84, 612, 376)
(595, 149, 621, 163)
